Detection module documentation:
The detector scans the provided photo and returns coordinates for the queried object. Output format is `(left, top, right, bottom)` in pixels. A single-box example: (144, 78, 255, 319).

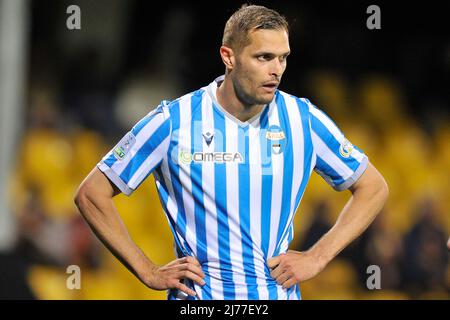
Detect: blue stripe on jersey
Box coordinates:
(296, 284, 301, 299)
(259, 105, 278, 300)
(274, 93, 294, 257)
(166, 101, 192, 256)
(288, 286, 294, 299)
(315, 156, 345, 186)
(153, 166, 190, 257)
(213, 106, 235, 299)
(287, 224, 294, 245)
(167, 287, 196, 300)
(190, 91, 212, 300)
(259, 105, 272, 259)
(119, 118, 170, 183)
(310, 112, 361, 172)
(238, 125, 259, 300)
(103, 153, 118, 168)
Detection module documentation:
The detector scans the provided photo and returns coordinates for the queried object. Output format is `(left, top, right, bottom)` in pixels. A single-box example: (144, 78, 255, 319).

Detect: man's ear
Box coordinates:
(220, 45, 235, 70)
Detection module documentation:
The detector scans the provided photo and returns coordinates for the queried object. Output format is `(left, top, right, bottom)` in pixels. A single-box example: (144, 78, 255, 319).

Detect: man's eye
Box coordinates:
(258, 55, 271, 61)
(280, 55, 289, 62)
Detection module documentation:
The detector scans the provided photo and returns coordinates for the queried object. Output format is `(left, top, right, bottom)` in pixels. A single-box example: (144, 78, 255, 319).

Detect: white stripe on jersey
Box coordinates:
(248, 117, 270, 300)
(224, 115, 248, 299)
(177, 94, 198, 261)
(200, 92, 224, 299)
(283, 93, 304, 214)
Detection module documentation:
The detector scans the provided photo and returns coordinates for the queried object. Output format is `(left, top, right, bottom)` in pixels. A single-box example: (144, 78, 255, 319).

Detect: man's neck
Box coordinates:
(216, 77, 265, 123)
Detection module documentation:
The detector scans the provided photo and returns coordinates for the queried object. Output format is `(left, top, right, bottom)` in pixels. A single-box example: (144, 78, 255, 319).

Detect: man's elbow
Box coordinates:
(74, 182, 92, 216)
(351, 163, 389, 204)
(377, 175, 389, 205)
(73, 184, 87, 212)
(74, 168, 113, 215)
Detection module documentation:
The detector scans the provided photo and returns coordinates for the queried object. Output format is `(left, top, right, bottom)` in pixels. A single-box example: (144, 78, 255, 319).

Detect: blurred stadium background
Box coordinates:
(0, 0, 448, 300)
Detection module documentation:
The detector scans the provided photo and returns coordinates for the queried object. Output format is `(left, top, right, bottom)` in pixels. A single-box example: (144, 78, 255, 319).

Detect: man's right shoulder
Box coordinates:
(161, 88, 207, 117)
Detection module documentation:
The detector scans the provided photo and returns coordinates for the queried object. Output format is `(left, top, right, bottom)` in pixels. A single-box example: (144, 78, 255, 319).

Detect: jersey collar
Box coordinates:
(206, 75, 273, 128)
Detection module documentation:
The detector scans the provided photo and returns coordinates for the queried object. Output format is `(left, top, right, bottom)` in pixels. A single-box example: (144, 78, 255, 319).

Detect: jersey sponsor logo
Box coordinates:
(265, 125, 286, 155)
(113, 132, 136, 160)
(178, 150, 243, 164)
(339, 138, 354, 158)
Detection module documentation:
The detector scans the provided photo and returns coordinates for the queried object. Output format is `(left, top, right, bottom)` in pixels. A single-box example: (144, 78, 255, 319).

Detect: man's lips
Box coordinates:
(262, 81, 279, 88)
(262, 82, 279, 91)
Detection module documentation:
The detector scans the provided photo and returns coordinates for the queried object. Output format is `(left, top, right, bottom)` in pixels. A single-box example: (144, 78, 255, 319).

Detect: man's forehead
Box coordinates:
(245, 29, 290, 53)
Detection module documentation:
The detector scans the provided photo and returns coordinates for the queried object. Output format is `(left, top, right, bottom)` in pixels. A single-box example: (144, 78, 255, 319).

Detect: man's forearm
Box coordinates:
(73, 166, 204, 297)
(75, 191, 155, 282)
(308, 168, 389, 268)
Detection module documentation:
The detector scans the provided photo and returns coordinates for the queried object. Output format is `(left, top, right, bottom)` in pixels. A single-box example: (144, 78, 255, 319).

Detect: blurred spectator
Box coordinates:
(299, 201, 332, 252)
(15, 188, 100, 268)
(1, 186, 100, 299)
(16, 188, 69, 266)
(401, 198, 449, 297)
(353, 211, 404, 291)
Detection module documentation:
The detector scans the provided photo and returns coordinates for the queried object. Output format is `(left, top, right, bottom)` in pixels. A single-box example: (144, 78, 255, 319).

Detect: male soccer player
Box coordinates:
(75, 5, 388, 300)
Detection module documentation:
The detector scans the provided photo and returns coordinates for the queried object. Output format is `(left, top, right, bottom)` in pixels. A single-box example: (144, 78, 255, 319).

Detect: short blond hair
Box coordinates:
(222, 4, 289, 52)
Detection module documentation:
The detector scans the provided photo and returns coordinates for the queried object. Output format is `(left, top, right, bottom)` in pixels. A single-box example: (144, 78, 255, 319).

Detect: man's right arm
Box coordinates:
(74, 167, 205, 297)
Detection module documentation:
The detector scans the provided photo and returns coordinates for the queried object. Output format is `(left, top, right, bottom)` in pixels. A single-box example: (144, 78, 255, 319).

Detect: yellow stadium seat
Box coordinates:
(28, 265, 79, 300)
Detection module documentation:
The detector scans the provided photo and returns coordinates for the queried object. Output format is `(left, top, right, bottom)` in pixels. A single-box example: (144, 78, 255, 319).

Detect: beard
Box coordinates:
(231, 69, 274, 108)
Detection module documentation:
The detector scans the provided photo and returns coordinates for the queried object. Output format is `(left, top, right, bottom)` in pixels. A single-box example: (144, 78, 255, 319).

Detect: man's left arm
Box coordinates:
(268, 161, 388, 289)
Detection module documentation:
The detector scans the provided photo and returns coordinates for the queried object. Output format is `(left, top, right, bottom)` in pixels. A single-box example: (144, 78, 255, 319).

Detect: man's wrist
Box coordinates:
(133, 255, 158, 285)
(307, 245, 333, 271)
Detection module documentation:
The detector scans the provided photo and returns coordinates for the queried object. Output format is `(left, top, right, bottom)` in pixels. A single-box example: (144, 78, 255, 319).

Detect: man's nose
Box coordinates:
(270, 59, 283, 77)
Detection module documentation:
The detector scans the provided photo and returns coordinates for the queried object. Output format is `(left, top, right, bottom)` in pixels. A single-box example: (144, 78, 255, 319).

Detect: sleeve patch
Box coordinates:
(339, 138, 354, 158)
(113, 132, 136, 160)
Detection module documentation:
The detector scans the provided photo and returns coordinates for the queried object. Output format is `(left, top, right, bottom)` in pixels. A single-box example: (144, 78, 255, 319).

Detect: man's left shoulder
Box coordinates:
(277, 90, 312, 110)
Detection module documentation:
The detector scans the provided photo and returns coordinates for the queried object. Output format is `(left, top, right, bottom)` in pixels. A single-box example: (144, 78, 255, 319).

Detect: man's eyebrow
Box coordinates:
(254, 51, 291, 57)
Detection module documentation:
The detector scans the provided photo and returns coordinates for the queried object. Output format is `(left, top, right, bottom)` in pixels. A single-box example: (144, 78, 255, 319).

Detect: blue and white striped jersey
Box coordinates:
(98, 76, 368, 300)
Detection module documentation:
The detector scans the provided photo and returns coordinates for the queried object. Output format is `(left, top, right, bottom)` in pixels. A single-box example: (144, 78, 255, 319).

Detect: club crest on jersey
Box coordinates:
(339, 138, 354, 158)
(266, 125, 286, 155)
(113, 132, 136, 160)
